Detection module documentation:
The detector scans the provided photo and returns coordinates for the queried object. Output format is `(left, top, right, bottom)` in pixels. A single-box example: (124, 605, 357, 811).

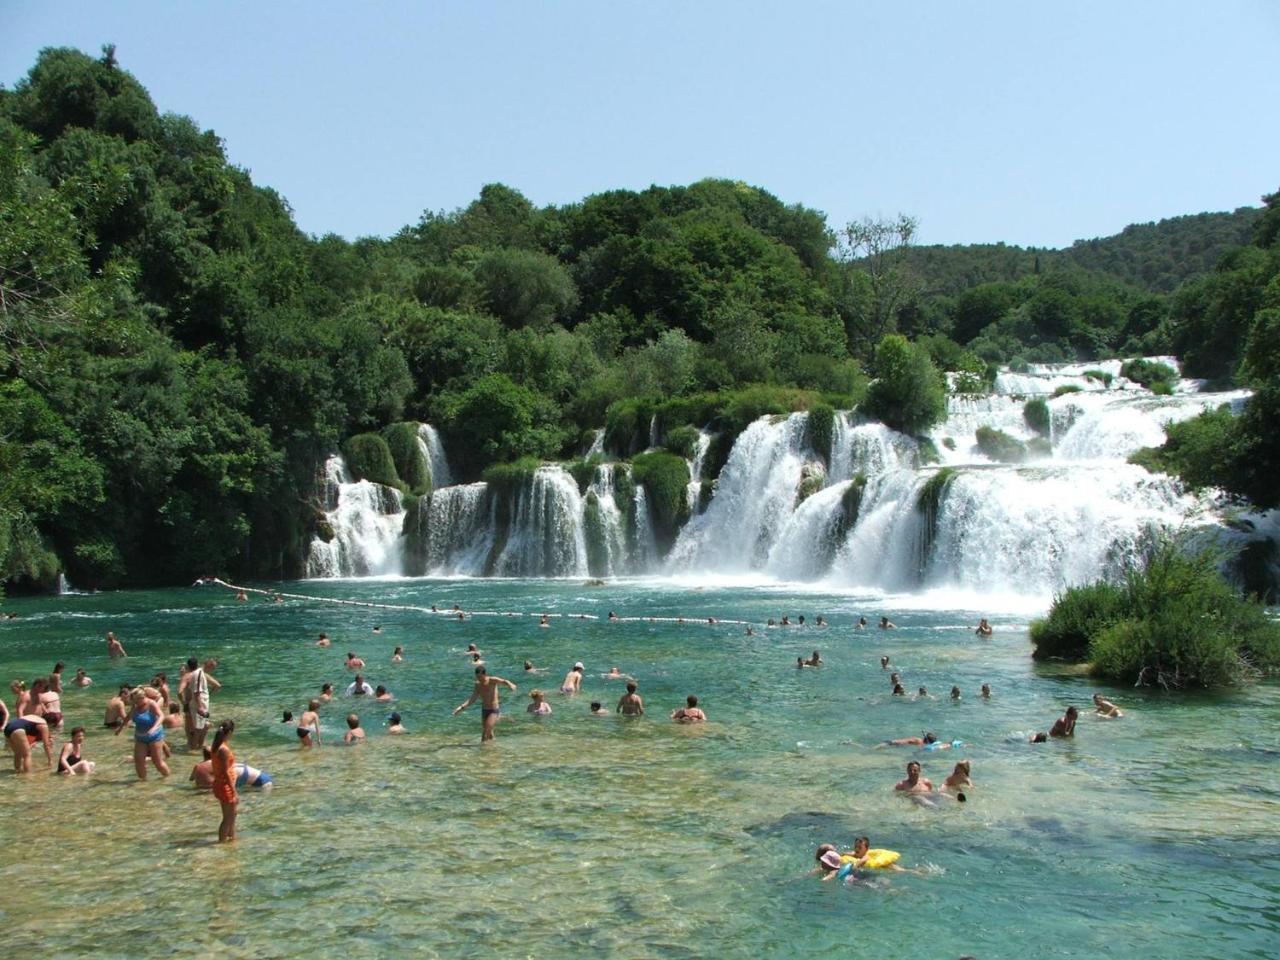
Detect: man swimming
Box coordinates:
(453, 666, 518, 742)
(894, 760, 933, 794)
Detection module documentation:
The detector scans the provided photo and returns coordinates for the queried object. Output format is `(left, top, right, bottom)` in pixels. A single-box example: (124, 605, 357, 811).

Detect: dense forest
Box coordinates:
(1, 47, 1276, 590)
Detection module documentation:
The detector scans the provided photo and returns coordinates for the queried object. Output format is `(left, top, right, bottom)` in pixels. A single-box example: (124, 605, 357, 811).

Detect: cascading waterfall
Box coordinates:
(685, 429, 713, 512)
(490, 466, 590, 577)
(303, 364, 1269, 595)
(307, 455, 405, 577)
(416, 424, 453, 489)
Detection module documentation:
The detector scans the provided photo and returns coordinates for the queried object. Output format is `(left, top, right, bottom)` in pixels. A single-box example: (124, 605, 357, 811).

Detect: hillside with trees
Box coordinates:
(0, 46, 1274, 590)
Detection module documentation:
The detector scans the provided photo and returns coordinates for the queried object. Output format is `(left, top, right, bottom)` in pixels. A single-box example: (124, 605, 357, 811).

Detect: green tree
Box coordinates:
(862, 334, 947, 435)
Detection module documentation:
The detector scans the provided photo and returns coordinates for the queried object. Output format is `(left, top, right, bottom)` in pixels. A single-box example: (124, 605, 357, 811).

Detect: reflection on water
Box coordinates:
(1, 581, 1278, 959)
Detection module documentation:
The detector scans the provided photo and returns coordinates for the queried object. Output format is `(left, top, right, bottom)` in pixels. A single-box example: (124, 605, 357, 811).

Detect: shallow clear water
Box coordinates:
(2, 579, 1278, 959)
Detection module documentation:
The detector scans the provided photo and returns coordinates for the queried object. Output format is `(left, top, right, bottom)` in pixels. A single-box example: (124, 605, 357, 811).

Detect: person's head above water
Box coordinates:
(686, 695, 698, 707)
(923, 732, 937, 744)
(346, 714, 360, 729)
(626, 681, 637, 693)
(389, 712, 401, 725)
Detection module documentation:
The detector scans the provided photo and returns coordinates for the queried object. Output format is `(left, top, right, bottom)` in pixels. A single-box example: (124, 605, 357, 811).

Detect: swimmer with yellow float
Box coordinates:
(815, 837, 927, 880)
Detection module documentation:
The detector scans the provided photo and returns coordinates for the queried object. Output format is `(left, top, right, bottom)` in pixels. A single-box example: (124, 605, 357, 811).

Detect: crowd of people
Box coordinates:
(3, 606, 1125, 858)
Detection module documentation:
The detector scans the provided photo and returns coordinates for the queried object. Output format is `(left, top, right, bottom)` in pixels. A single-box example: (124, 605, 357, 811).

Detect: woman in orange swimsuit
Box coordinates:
(211, 720, 238, 843)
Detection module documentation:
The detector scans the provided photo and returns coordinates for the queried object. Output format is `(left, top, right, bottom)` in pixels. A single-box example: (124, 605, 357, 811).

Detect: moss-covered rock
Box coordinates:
(916, 437, 941, 465)
(382, 422, 432, 495)
(567, 457, 601, 494)
(1120, 359, 1177, 391)
(835, 474, 867, 540)
(583, 491, 609, 577)
(1023, 398, 1051, 436)
(1027, 436, 1053, 458)
(975, 426, 1027, 463)
(1051, 384, 1082, 398)
(612, 465, 637, 515)
(662, 425, 701, 460)
(1082, 369, 1114, 387)
(806, 403, 835, 465)
(604, 398, 656, 457)
(481, 456, 543, 495)
(795, 461, 826, 505)
(630, 451, 691, 552)
(916, 467, 956, 577)
(341, 433, 403, 489)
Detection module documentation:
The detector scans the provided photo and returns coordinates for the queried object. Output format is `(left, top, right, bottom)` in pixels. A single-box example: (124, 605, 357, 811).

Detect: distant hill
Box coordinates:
(893, 207, 1261, 297)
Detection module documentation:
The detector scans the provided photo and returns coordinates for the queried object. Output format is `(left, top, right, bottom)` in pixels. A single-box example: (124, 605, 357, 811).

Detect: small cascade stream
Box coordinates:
(303, 366, 1269, 596)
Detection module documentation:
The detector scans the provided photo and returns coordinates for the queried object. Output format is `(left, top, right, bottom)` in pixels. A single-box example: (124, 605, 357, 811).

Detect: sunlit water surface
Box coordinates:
(1, 579, 1278, 959)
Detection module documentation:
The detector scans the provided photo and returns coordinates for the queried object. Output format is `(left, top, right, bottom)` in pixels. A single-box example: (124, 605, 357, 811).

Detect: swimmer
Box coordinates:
(297, 700, 322, 747)
(470, 652, 485, 667)
(942, 760, 972, 792)
(372, 625, 382, 634)
(234, 762, 274, 790)
(463, 643, 481, 657)
(190, 748, 215, 789)
(880, 656, 890, 669)
(815, 616, 827, 627)
(103, 685, 130, 731)
(617, 681, 644, 716)
(319, 683, 334, 704)
(1093, 693, 1123, 718)
(858, 617, 868, 629)
(1029, 731, 1049, 743)
(890, 672, 900, 685)
(671, 695, 706, 723)
(707, 617, 717, 625)
(560, 662, 584, 695)
(5, 713, 53, 772)
(796, 657, 806, 669)
(33, 677, 62, 729)
(767, 619, 776, 627)
(950, 686, 962, 700)
(814, 843, 845, 880)
(281, 710, 293, 724)
(892, 683, 906, 696)
(915, 686, 932, 700)
(392, 646, 403, 663)
(124, 687, 170, 780)
(745, 625, 755, 636)
(781, 616, 791, 626)
(1050, 705, 1079, 737)
(884, 732, 940, 748)
(345, 652, 365, 670)
(805, 650, 823, 666)
(523, 660, 546, 674)
(527, 690, 552, 715)
(235, 591, 248, 602)
(539, 614, 550, 628)
(590, 701, 609, 716)
(604, 666, 631, 680)
(981, 683, 992, 699)
(894, 760, 933, 794)
(74, 668, 92, 688)
(975, 618, 993, 637)
(374, 685, 393, 702)
(879, 616, 896, 629)
(608, 611, 618, 622)
(164, 702, 184, 730)
(316, 632, 331, 648)
(344, 714, 365, 744)
(50, 662, 65, 693)
(387, 712, 406, 735)
(845, 836, 920, 874)
(798, 616, 806, 626)
(453, 666, 518, 743)
(56, 726, 95, 775)
(345, 675, 373, 697)
(106, 631, 127, 658)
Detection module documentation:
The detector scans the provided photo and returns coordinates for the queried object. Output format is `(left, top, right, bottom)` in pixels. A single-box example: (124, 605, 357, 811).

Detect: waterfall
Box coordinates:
(585, 429, 605, 458)
(490, 466, 589, 577)
(414, 483, 493, 576)
(307, 455, 405, 577)
(416, 423, 453, 489)
(631, 485, 660, 571)
(585, 464, 628, 576)
(685, 429, 713, 512)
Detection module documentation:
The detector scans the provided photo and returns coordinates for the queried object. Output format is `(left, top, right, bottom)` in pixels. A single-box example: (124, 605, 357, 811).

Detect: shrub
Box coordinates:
(1051, 384, 1082, 398)
(1120, 359, 1177, 391)
(1030, 581, 1125, 661)
(630, 451, 691, 551)
(975, 426, 1027, 463)
(341, 434, 402, 489)
(566, 456, 601, 494)
(1128, 405, 1240, 490)
(1032, 543, 1280, 686)
(662, 425, 701, 460)
(863, 335, 947, 435)
(1082, 369, 1114, 387)
(481, 456, 543, 495)
(806, 403, 835, 463)
(1023, 398, 1051, 436)
(382, 422, 431, 495)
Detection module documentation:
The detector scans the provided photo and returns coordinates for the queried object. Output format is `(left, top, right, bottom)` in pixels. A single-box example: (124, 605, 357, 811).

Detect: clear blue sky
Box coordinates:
(3, 0, 1277, 247)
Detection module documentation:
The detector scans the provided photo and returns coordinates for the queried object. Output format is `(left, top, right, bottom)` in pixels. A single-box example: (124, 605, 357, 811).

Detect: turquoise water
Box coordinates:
(2, 579, 1278, 959)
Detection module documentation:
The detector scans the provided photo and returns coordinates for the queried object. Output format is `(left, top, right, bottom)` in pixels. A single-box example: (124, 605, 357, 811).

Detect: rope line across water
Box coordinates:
(198, 578, 757, 626)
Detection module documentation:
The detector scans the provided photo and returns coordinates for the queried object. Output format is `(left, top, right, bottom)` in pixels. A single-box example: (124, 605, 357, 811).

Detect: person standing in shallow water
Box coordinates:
(453, 666, 517, 742)
(211, 720, 238, 843)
